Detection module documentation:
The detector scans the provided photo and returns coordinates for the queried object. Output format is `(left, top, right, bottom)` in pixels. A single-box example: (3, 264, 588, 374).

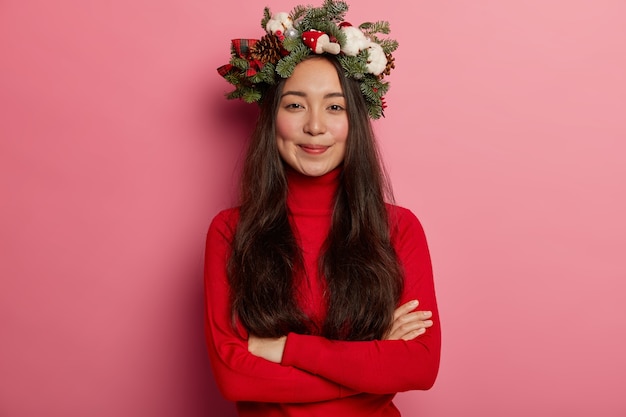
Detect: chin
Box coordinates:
(300, 166, 331, 177)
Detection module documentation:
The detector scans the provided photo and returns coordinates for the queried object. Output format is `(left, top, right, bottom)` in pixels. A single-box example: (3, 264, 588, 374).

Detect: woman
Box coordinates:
(205, 2, 440, 416)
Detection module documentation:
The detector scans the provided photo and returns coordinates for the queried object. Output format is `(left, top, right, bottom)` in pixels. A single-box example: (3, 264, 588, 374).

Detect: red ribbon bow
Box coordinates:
(217, 39, 263, 78)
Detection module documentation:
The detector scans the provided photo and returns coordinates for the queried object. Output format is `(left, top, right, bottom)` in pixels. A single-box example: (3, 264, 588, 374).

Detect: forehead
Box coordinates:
(283, 58, 342, 92)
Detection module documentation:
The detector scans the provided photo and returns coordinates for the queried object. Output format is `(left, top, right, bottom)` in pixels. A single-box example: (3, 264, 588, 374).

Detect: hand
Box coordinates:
(248, 334, 287, 364)
(384, 300, 433, 341)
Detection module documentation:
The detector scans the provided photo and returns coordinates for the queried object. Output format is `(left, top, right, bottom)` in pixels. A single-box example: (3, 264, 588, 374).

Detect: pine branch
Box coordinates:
(261, 7, 271, 30)
(282, 36, 302, 52)
(322, 0, 349, 22)
(230, 57, 250, 71)
(290, 4, 308, 22)
(338, 54, 367, 78)
(223, 72, 243, 86)
(380, 39, 399, 54)
(250, 63, 276, 84)
(242, 88, 262, 103)
(359, 21, 391, 35)
(315, 20, 345, 44)
(275, 44, 309, 78)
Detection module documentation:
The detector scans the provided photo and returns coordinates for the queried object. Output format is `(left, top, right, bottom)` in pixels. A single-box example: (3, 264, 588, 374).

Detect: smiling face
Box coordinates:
(275, 57, 349, 177)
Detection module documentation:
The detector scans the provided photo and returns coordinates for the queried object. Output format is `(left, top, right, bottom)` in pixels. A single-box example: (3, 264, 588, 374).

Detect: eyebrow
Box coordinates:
(281, 91, 345, 99)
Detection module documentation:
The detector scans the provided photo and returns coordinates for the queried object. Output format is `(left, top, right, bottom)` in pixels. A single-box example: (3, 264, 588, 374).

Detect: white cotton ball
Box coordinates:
(266, 12, 293, 35)
(340, 25, 369, 56)
(365, 42, 387, 75)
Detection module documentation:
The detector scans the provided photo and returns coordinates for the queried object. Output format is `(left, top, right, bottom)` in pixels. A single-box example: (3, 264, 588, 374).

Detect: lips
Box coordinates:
(299, 144, 329, 154)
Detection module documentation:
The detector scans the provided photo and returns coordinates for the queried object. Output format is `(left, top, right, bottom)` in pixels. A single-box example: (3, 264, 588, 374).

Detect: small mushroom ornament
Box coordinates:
(302, 30, 340, 54)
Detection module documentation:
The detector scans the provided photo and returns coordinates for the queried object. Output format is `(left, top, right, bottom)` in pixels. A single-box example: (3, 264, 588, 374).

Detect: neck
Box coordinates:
(286, 166, 341, 214)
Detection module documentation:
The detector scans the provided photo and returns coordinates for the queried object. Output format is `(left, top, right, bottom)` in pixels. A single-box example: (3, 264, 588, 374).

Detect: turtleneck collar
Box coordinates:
(286, 166, 341, 215)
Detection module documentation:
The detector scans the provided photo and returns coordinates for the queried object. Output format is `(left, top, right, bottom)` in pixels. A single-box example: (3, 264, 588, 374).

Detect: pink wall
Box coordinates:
(1, 0, 624, 416)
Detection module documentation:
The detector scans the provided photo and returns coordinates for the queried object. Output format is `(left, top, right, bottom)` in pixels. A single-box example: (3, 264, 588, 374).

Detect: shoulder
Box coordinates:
(207, 207, 240, 243)
(386, 203, 425, 233)
(385, 204, 434, 291)
(385, 203, 429, 248)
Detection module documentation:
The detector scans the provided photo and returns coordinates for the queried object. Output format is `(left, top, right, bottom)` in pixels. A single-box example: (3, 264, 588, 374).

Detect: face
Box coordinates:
(275, 58, 349, 177)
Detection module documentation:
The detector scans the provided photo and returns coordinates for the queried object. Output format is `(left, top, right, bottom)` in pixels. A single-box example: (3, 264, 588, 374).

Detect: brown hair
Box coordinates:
(227, 55, 403, 340)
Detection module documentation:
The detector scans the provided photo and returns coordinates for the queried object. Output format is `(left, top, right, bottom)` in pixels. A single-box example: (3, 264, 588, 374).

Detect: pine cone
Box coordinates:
(251, 34, 284, 64)
(380, 53, 396, 79)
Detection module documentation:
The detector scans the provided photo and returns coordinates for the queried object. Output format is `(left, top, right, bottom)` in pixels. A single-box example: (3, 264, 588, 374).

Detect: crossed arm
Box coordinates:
(204, 207, 441, 402)
(248, 299, 434, 362)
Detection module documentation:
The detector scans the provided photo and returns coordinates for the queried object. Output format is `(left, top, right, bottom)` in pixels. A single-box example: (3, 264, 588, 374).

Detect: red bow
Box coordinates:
(217, 39, 263, 78)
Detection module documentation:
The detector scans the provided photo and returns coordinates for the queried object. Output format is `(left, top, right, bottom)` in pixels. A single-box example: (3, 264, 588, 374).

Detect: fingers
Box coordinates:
(393, 299, 419, 320)
(386, 300, 434, 341)
(397, 311, 433, 326)
(391, 313, 433, 336)
(247, 335, 259, 353)
(395, 314, 434, 340)
(399, 327, 426, 341)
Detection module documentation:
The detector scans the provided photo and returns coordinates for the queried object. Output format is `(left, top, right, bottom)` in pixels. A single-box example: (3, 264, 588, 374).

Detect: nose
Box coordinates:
(303, 109, 326, 136)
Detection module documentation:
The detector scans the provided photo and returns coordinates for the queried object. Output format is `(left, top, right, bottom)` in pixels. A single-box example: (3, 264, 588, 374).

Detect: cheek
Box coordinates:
(275, 119, 294, 163)
(333, 122, 348, 163)
(275, 113, 297, 144)
(331, 120, 349, 145)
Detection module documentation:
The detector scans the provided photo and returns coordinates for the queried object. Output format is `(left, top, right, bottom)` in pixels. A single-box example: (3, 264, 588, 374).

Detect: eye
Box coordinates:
(328, 104, 345, 112)
(284, 103, 304, 110)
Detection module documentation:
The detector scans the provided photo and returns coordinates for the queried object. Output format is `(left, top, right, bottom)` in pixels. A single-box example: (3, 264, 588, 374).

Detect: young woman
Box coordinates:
(205, 2, 440, 416)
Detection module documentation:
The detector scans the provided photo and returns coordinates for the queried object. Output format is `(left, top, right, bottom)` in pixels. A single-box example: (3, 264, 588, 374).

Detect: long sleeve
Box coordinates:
(204, 209, 356, 403)
(280, 207, 441, 394)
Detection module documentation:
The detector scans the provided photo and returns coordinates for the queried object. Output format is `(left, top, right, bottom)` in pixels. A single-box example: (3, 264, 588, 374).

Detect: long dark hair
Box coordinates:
(227, 56, 403, 341)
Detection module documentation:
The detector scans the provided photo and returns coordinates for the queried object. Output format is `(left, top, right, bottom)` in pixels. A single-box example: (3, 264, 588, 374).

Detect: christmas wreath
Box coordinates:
(217, 0, 398, 119)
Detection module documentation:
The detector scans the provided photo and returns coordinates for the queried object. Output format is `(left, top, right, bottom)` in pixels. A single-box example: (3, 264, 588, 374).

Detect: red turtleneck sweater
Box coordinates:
(204, 168, 440, 416)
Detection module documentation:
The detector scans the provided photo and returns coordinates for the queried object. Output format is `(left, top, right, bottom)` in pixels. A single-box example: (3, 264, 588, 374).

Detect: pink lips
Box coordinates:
(299, 144, 329, 154)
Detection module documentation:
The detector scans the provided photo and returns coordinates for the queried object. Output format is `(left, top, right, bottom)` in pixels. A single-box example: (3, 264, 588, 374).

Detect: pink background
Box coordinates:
(1, 0, 625, 415)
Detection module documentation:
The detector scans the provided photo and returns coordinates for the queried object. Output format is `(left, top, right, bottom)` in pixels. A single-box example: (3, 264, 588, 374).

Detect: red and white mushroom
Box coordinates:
(302, 30, 340, 55)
